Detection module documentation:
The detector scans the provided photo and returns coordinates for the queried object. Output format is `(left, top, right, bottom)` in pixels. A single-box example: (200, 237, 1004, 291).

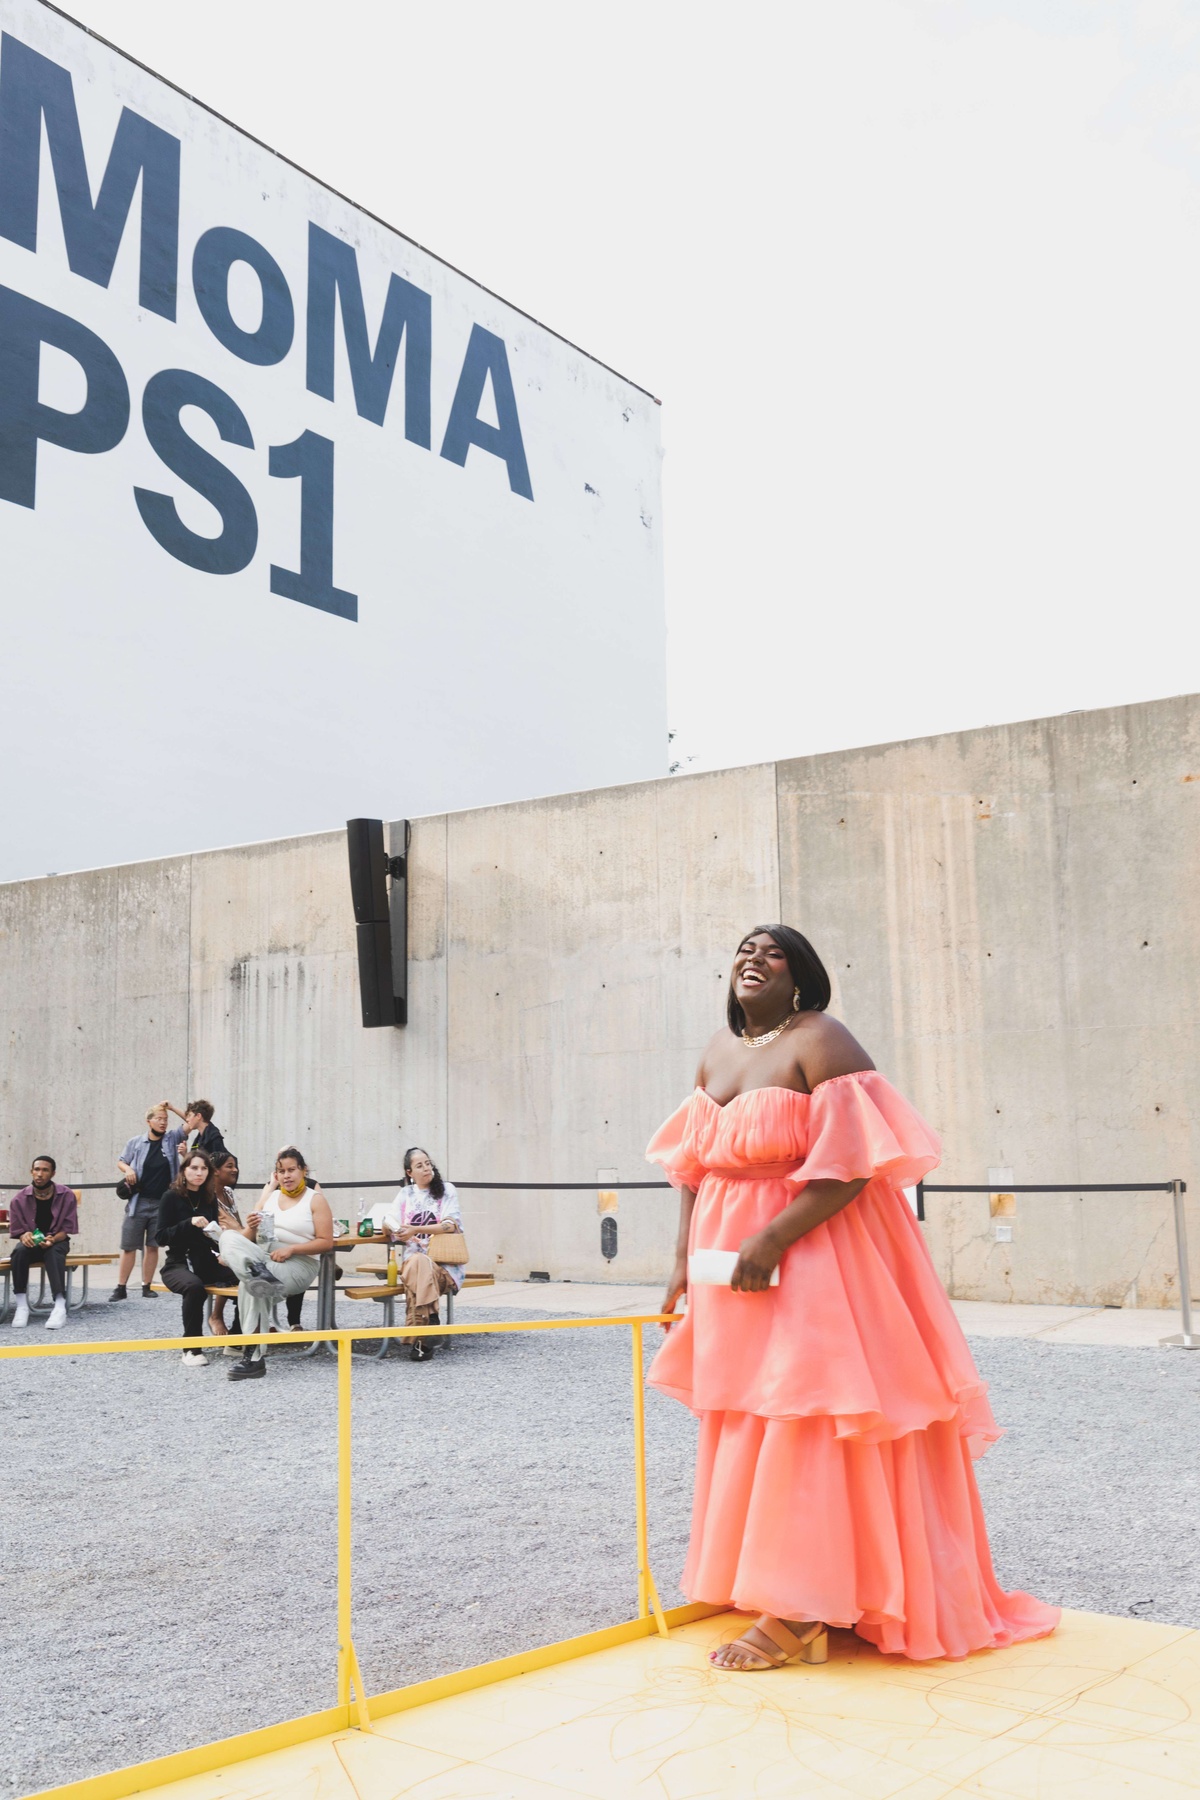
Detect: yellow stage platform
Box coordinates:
(13, 1320, 1200, 1800)
(47, 1606, 1200, 1800)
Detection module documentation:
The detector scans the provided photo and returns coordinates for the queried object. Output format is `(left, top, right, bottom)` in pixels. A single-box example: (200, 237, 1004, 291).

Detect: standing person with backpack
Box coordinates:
(112, 1103, 184, 1302)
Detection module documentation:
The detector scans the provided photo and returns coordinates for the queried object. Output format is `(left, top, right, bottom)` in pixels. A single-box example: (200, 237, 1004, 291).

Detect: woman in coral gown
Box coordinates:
(649, 924, 1059, 1671)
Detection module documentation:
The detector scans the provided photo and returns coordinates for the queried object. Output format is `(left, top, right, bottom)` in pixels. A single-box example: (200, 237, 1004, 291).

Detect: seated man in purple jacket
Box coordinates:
(7, 1156, 78, 1331)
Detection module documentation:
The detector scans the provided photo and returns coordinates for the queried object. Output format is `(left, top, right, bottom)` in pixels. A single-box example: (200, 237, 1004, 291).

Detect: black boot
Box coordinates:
(228, 1352, 266, 1382)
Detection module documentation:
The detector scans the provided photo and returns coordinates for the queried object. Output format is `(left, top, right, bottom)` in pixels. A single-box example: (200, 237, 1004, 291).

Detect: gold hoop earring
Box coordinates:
(792, 987, 802, 1012)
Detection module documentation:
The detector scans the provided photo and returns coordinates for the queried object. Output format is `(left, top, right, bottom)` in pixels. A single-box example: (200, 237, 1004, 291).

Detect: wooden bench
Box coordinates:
(149, 1283, 238, 1297)
(1, 1252, 117, 1317)
(150, 1282, 243, 1336)
(153, 1280, 330, 1348)
(342, 1282, 406, 1358)
(353, 1262, 495, 1320)
(346, 1265, 497, 1356)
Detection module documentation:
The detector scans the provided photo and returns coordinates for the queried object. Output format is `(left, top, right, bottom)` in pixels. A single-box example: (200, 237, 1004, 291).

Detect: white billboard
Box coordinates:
(0, 1, 665, 883)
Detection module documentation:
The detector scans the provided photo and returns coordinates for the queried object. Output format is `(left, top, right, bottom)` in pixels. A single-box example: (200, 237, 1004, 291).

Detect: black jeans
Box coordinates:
(162, 1253, 239, 1343)
(10, 1239, 68, 1300)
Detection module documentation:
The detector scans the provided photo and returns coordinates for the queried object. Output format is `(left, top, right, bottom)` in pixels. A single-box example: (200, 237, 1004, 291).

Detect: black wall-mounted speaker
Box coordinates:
(354, 920, 395, 1029)
(347, 817, 390, 925)
(347, 818, 407, 1027)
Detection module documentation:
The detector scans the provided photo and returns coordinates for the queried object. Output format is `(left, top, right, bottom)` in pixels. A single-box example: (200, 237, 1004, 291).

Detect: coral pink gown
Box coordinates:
(647, 1073, 1059, 1660)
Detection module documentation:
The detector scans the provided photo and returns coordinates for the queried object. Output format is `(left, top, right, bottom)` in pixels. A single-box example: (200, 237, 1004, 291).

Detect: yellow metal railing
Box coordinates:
(3, 1312, 676, 1800)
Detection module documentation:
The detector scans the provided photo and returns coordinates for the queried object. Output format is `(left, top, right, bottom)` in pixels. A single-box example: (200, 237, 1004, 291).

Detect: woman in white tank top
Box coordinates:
(218, 1146, 333, 1382)
(261, 1180, 317, 1244)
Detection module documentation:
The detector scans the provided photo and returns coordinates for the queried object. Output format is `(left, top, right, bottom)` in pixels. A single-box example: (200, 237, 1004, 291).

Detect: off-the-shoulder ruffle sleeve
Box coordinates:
(788, 1070, 940, 1189)
(647, 1098, 707, 1192)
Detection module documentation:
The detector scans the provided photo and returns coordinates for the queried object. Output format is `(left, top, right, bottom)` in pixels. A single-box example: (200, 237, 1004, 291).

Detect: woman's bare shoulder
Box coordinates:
(695, 1025, 736, 1088)
(792, 1013, 875, 1087)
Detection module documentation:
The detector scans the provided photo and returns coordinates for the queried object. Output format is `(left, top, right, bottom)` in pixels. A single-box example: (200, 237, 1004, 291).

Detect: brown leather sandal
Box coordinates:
(710, 1615, 828, 1671)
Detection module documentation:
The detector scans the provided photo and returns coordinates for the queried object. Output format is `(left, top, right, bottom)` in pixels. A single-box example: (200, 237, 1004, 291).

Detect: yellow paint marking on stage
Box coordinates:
(42, 1608, 1200, 1799)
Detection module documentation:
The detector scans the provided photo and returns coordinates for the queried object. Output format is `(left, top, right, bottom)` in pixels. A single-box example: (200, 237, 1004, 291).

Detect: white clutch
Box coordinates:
(688, 1248, 779, 1288)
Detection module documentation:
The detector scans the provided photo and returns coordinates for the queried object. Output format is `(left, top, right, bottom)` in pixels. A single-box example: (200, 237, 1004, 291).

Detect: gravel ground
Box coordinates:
(1, 1292, 1197, 1796)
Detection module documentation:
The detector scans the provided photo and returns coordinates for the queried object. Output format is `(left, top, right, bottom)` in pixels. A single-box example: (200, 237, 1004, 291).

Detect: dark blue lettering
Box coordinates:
(0, 284, 129, 508)
(269, 430, 356, 621)
(305, 223, 430, 440)
(0, 34, 180, 320)
(135, 369, 256, 574)
(192, 226, 294, 366)
(439, 324, 532, 500)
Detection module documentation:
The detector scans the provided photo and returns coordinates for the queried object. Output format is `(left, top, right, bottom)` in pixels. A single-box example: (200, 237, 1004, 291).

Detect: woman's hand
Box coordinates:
(660, 1256, 688, 1330)
(731, 1229, 783, 1293)
(190, 1214, 209, 1229)
(398, 1225, 419, 1243)
(270, 1246, 293, 1263)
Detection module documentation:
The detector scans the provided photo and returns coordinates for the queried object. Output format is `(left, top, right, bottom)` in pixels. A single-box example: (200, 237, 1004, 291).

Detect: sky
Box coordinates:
(58, 0, 1200, 776)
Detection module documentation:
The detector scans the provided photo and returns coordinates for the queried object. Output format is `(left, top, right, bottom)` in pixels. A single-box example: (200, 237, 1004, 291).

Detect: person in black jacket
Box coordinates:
(165, 1099, 227, 1165)
(157, 1149, 239, 1367)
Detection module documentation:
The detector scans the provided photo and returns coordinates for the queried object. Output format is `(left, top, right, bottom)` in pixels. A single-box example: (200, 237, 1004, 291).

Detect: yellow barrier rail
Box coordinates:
(3, 1313, 677, 1800)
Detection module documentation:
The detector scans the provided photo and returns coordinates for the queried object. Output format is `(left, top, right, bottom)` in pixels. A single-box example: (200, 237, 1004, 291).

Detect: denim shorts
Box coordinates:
(119, 1209, 160, 1252)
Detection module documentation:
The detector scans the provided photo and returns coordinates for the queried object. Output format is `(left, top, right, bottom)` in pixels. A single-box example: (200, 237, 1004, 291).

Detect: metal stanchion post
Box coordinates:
(336, 1334, 373, 1726)
(1163, 1180, 1198, 1349)
(630, 1322, 669, 1637)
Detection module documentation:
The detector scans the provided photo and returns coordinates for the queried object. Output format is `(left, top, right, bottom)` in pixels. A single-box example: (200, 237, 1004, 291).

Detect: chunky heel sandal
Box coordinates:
(710, 1615, 828, 1671)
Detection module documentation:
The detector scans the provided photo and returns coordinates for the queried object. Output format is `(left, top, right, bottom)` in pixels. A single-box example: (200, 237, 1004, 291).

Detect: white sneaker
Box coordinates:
(181, 1349, 208, 1367)
(11, 1297, 30, 1329)
(45, 1298, 67, 1331)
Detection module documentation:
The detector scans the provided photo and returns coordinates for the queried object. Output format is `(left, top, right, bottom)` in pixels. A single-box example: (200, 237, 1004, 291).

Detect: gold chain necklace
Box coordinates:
(742, 1015, 793, 1048)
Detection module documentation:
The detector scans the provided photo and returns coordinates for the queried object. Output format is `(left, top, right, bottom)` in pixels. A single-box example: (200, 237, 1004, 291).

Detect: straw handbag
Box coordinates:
(428, 1231, 469, 1265)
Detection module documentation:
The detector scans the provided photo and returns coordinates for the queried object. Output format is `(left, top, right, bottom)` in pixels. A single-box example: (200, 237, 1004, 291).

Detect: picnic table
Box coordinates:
(0, 1252, 118, 1318)
(298, 1233, 361, 1358)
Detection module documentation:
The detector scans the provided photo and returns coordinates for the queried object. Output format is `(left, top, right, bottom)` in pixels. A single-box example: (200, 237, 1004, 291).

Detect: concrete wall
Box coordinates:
(2, 694, 1197, 1306)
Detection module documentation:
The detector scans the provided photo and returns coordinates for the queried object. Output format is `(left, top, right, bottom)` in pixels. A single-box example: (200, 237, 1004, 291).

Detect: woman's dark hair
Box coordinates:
(171, 1147, 216, 1198)
(726, 925, 831, 1035)
(404, 1145, 445, 1201)
(275, 1147, 308, 1176)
